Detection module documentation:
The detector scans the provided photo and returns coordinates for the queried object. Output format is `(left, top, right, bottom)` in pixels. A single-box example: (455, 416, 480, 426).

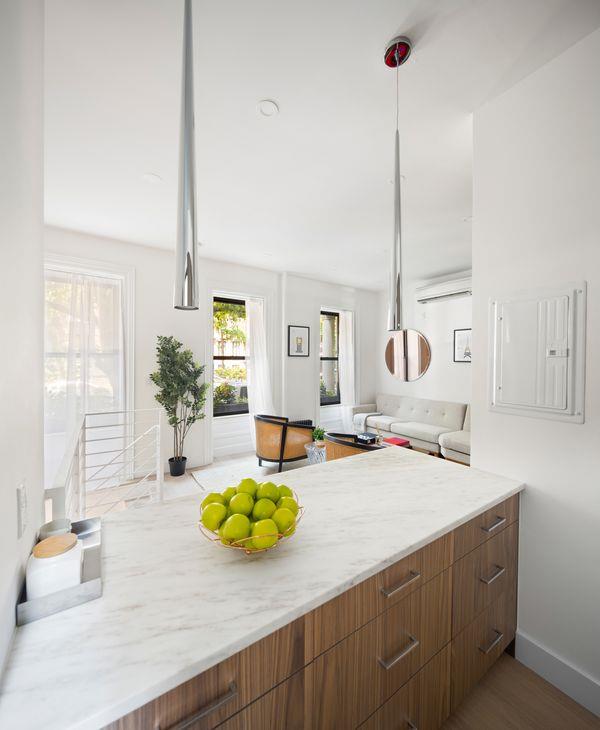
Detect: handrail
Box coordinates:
(46, 409, 162, 520)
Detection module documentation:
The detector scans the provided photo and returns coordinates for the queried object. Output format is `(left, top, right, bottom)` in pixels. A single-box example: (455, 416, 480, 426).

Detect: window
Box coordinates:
(320, 311, 340, 405)
(44, 259, 131, 487)
(213, 296, 249, 416)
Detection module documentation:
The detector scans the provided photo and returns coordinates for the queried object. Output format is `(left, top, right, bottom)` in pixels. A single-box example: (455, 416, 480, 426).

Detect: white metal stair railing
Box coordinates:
(48, 409, 163, 521)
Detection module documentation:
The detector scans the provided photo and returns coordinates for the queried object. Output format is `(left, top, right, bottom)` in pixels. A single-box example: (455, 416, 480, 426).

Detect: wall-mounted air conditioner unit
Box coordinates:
(415, 276, 472, 304)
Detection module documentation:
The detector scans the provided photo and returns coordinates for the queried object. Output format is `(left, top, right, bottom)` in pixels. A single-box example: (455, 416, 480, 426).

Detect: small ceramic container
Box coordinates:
(26, 533, 82, 600)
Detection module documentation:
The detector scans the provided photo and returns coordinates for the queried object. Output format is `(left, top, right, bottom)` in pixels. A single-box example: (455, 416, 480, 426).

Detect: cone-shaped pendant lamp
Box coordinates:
(174, 0, 199, 310)
(383, 36, 432, 382)
(386, 36, 410, 331)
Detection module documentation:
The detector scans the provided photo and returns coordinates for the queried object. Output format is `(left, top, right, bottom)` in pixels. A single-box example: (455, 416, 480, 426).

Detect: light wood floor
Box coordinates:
(443, 655, 600, 730)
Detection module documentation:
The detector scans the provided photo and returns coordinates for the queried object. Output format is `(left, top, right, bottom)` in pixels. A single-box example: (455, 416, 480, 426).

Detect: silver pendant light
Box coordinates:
(384, 37, 431, 381)
(174, 0, 199, 310)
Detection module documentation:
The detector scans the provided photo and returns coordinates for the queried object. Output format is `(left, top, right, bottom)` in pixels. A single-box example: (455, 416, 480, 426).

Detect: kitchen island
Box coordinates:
(0, 447, 523, 730)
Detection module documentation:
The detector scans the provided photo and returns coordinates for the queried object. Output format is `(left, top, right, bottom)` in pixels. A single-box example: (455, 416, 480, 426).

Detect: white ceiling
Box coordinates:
(45, 0, 600, 290)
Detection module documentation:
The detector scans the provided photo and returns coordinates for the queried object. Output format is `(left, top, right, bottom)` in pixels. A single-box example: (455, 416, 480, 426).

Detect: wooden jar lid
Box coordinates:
(33, 532, 77, 559)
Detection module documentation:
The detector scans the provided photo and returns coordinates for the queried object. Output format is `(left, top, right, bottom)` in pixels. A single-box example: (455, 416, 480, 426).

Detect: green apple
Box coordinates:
(278, 485, 293, 498)
(222, 514, 251, 543)
(229, 492, 254, 516)
(272, 507, 296, 536)
(218, 522, 231, 545)
(251, 519, 279, 550)
(256, 481, 280, 502)
(222, 486, 237, 504)
(252, 498, 276, 521)
(201, 502, 227, 532)
(201, 492, 226, 510)
(276, 496, 299, 516)
(237, 477, 258, 497)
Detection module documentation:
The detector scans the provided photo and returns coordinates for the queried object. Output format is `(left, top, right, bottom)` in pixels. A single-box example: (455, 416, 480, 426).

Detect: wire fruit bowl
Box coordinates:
(198, 494, 304, 556)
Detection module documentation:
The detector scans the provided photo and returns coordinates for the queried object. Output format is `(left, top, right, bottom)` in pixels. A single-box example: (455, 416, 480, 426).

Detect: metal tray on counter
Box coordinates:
(16, 517, 103, 626)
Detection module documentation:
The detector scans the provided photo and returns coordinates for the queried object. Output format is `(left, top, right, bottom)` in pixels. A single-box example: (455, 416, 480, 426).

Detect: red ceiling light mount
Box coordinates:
(384, 36, 412, 68)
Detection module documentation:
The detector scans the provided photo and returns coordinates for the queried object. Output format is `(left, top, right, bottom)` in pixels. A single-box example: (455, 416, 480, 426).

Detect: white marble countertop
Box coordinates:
(0, 447, 523, 730)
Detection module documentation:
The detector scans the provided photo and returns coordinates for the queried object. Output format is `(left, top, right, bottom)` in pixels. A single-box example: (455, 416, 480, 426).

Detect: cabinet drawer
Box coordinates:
(452, 521, 518, 636)
(359, 645, 451, 730)
(451, 589, 517, 711)
(105, 617, 307, 730)
(311, 570, 451, 730)
(454, 494, 519, 561)
(311, 533, 453, 657)
(214, 669, 306, 730)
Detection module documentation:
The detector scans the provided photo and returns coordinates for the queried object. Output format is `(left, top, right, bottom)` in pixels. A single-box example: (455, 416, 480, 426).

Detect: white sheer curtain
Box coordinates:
(44, 267, 125, 486)
(338, 310, 356, 431)
(245, 297, 275, 443)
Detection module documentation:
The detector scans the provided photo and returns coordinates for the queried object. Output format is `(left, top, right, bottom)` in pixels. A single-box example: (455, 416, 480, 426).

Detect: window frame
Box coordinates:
(320, 310, 341, 406)
(212, 295, 249, 418)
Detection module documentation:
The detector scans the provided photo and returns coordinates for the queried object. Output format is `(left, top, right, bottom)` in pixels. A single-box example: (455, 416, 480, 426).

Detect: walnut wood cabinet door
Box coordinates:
(451, 588, 517, 711)
(311, 570, 451, 730)
(453, 495, 519, 560)
(452, 522, 518, 636)
(104, 618, 307, 730)
(359, 646, 451, 730)
(214, 669, 306, 730)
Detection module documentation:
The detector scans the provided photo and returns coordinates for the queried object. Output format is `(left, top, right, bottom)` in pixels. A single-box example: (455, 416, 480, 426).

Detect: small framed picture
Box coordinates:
(288, 325, 310, 357)
(453, 328, 472, 363)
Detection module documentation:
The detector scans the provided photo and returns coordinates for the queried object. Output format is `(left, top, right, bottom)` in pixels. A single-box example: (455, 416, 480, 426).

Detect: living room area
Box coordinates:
(3, 2, 600, 729)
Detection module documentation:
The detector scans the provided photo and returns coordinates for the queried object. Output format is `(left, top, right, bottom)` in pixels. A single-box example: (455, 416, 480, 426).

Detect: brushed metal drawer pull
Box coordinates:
(481, 515, 506, 534)
(480, 564, 506, 585)
(378, 634, 420, 670)
(163, 682, 238, 730)
(380, 570, 421, 598)
(478, 629, 503, 655)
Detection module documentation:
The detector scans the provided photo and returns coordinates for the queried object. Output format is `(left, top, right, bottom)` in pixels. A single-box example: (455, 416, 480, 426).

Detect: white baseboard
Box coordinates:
(516, 630, 600, 717)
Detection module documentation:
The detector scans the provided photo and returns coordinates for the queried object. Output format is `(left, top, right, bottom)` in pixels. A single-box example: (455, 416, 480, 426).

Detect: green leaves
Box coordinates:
(150, 335, 209, 459)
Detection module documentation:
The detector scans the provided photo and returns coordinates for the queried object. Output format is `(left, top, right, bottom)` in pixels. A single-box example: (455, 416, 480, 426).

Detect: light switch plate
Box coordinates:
(17, 481, 28, 538)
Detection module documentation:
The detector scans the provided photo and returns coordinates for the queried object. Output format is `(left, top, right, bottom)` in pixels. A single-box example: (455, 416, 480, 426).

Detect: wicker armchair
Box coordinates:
(324, 432, 385, 461)
(254, 415, 314, 472)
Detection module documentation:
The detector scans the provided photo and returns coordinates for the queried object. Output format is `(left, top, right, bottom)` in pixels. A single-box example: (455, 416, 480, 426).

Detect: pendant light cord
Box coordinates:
(395, 49, 400, 133)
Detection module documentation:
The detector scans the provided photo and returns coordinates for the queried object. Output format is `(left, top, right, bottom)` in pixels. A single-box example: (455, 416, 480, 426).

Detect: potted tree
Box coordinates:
(150, 335, 209, 476)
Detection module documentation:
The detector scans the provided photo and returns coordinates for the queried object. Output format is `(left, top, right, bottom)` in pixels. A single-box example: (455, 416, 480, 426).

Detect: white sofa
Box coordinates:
(352, 393, 469, 457)
(439, 406, 471, 465)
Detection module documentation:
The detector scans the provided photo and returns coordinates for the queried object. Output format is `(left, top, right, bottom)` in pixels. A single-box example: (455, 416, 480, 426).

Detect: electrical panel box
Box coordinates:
(489, 283, 586, 423)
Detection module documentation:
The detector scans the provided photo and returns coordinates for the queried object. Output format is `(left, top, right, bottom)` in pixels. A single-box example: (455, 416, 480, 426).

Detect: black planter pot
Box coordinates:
(169, 456, 187, 477)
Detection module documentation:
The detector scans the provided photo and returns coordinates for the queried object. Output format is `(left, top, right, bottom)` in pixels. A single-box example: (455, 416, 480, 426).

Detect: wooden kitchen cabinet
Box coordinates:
(105, 495, 519, 730)
(452, 521, 518, 635)
(310, 570, 451, 729)
(359, 645, 451, 730)
(451, 586, 518, 711)
(309, 532, 453, 658)
(453, 494, 518, 560)
(105, 617, 307, 730)
(214, 669, 307, 730)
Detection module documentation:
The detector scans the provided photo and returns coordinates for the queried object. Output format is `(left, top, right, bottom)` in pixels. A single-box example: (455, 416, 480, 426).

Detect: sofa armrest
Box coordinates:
(350, 404, 378, 416)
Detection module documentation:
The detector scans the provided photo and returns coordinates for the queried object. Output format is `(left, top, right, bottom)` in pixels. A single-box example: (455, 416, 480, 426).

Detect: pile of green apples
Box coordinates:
(200, 477, 300, 551)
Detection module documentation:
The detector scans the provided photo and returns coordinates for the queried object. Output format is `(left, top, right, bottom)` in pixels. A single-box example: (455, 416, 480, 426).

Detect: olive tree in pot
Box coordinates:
(150, 335, 209, 477)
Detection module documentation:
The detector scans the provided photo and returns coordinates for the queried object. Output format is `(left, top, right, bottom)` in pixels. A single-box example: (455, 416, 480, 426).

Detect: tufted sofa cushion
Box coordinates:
(375, 394, 466, 433)
(439, 429, 471, 455)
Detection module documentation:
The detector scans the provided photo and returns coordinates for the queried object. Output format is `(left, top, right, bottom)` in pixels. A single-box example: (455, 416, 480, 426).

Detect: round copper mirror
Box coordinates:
(385, 329, 431, 381)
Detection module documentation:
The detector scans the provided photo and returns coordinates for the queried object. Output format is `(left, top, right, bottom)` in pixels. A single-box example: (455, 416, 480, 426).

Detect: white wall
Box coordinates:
(472, 28, 600, 714)
(0, 0, 44, 671)
(45, 230, 379, 465)
(374, 276, 472, 406)
(282, 274, 379, 426)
